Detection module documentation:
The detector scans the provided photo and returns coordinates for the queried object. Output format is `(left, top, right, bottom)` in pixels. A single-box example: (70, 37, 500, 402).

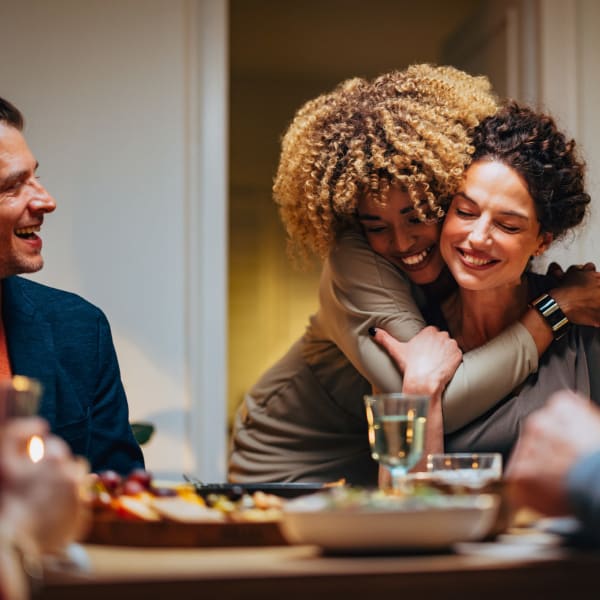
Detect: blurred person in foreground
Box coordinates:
(0, 96, 143, 474)
(0, 417, 89, 600)
(506, 389, 600, 545)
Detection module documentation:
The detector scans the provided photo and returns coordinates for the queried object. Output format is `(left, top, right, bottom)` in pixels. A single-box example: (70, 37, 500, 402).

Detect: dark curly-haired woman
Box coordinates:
(379, 102, 599, 463)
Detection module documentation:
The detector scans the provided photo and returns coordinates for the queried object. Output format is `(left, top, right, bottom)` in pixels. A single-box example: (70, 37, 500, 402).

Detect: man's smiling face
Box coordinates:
(0, 123, 56, 279)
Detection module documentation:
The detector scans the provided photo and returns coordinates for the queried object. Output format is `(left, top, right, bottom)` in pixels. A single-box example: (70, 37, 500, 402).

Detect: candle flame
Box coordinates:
(28, 435, 44, 463)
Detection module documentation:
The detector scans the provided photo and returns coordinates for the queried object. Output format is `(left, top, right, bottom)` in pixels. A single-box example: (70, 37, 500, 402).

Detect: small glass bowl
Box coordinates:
(426, 452, 503, 489)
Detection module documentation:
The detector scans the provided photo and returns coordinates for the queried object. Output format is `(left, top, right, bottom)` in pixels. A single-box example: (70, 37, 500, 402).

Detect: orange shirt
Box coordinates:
(0, 296, 11, 380)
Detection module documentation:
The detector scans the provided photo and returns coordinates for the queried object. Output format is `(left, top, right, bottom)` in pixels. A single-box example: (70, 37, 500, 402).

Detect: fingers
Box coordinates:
(520, 390, 586, 439)
(369, 326, 394, 347)
(545, 388, 588, 409)
(1, 417, 49, 442)
(369, 326, 405, 354)
(566, 262, 597, 273)
(42, 434, 74, 463)
(546, 261, 564, 279)
(0, 418, 50, 469)
(369, 326, 408, 371)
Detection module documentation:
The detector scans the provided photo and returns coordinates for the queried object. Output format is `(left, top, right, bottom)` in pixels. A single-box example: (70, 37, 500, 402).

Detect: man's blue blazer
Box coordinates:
(2, 276, 144, 474)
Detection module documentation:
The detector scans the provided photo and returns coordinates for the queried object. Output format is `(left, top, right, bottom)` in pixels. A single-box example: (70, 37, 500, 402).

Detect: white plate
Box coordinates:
(280, 491, 500, 552)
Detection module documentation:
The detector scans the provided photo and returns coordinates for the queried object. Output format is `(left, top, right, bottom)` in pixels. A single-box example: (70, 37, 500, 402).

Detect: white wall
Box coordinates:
(536, 0, 600, 268)
(575, 0, 600, 265)
(0, 0, 228, 480)
(444, 0, 600, 270)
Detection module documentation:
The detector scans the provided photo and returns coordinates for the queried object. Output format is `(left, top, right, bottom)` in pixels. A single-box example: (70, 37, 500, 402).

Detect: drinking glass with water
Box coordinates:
(364, 392, 430, 491)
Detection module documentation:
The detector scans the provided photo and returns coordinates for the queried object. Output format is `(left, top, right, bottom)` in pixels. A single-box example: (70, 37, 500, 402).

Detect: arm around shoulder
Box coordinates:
(321, 231, 426, 391)
(442, 321, 539, 432)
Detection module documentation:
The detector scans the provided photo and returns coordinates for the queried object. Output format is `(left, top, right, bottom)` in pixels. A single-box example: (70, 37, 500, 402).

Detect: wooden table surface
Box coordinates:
(40, 529, 600, 600)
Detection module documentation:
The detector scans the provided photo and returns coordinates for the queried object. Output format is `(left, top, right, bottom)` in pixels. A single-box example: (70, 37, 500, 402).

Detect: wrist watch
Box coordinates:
(530, 293, 571, 340)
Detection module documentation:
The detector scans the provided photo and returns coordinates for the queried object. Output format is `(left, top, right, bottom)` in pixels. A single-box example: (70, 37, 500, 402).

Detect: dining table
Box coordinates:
(40, 523, 600, 600)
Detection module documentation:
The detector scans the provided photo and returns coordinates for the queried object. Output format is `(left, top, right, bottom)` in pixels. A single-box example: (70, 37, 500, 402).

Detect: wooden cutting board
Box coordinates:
(85, 516, 288, 547)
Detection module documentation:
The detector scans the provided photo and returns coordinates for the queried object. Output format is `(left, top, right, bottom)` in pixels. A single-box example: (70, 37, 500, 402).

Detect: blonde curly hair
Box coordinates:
(273, 64, 498, 262)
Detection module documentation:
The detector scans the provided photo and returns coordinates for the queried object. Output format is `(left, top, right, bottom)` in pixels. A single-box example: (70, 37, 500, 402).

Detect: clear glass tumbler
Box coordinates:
(364, 392, 430, 490)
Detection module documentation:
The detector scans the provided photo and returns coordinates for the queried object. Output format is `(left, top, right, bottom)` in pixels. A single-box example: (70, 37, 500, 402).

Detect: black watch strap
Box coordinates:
(530, 293, 571, 340)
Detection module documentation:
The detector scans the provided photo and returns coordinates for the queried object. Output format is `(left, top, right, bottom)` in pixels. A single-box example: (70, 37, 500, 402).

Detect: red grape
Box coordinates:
(122, 479, 145, 496)
(98, 470, 122, 494)
(127, 469, 153, 489)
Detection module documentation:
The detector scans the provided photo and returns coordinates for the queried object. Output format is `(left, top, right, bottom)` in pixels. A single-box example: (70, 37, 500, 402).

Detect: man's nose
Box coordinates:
(29, 180, 56, 213)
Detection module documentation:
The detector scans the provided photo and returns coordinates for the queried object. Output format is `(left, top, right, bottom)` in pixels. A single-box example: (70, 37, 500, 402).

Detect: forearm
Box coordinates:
(519, 305, 554, 356)
(521, 281, 592, 355)
(443, 321, 538, 432)
(511, 278, 599, 364)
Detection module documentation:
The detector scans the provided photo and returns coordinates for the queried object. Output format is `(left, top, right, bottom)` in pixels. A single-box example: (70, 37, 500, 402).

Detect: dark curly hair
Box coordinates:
(470, 101, 590, 239)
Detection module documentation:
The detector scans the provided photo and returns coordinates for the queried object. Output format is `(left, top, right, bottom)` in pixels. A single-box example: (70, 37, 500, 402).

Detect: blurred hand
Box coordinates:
(505, 390, 600, 515)
(371, 325, 462, 397)
(548, 262, 600, 327)
(0, 417, 90, 554)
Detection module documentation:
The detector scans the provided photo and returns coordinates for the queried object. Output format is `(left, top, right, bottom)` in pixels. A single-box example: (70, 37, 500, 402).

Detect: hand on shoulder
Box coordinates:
(370, 325, 462, 397)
